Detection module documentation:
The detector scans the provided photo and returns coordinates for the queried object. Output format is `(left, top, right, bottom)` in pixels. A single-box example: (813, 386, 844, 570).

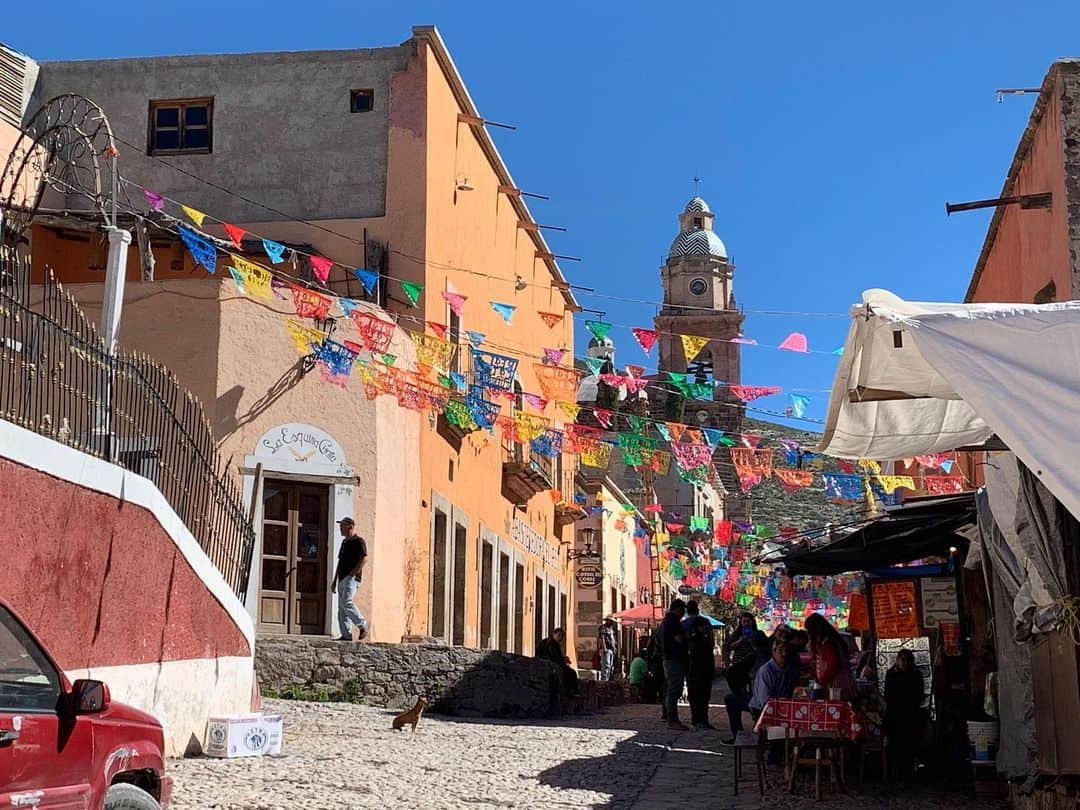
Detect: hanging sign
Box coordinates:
(575, 563, 603, 588)
(919, 577, 959, 628)
(871, 579, 920, 639)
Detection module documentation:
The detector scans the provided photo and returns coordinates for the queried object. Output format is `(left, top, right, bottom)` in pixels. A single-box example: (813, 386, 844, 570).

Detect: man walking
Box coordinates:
(682, 601, 716, 729)
(597, 618, 618, 681)
(331, 517, 368, 641)
(661, 599, 689, 730)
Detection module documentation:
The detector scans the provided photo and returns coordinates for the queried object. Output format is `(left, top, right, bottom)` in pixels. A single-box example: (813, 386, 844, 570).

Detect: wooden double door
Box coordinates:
(258, 480, 330, 635)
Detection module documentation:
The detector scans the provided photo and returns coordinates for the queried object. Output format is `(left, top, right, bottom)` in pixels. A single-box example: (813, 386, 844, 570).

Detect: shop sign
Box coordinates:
(575, 563, 603, 588)
(511, 519, 560, 568)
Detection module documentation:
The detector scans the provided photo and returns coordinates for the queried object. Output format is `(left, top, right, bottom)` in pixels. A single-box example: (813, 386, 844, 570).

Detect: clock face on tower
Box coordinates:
(688, 278, 708, 296)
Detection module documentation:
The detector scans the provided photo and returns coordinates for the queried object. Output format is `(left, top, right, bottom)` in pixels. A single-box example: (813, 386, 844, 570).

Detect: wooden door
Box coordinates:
(258, 480, 329, 634)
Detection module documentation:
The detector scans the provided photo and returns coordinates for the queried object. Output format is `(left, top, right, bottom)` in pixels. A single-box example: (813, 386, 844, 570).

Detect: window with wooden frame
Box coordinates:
(148, 98, 213, 155)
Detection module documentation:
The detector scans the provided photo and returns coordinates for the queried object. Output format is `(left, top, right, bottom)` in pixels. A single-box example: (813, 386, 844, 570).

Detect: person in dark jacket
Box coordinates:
(536, 628, 578, 696)
(660, 599, 689, 730)
(682, 601, 716, 729)
(885, 649, 924, 781)
(645, 628, 666, 714)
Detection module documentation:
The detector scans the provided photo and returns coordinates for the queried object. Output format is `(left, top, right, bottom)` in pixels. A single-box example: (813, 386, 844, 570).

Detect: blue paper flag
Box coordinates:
(490, 301, 516, 324)
(449, 372, 468, 392)
(355, 269, 379, 295)
(339, 298, 361, 316)
(789, 393, 811, 418)
(832, 346, 845, 356)
(178, 226, 217, 274)
(822, 473, 863, 501)
(940, 460, 954, 474)
(464, 330, 486, 347)
(471, 349, 519, 391)
(702, 428, 725, 448)
(262, 239, 286, 264)
(656, 423, 671, 442)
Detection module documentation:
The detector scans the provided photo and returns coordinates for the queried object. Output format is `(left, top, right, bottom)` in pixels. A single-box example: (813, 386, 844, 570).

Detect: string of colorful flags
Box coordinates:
(135, 179, 847, 361)
(147, 195, 969, 507)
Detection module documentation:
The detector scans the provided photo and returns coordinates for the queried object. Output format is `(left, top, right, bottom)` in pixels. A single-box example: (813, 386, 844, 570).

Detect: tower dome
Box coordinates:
(668, 196, 727, 259)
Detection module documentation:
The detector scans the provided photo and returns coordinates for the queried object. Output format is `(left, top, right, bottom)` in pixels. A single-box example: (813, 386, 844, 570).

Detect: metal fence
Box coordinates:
(0, 251, 255, 600)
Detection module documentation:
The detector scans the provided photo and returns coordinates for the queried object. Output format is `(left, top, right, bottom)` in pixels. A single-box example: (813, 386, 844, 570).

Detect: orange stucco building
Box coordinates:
(11, 27, 579, 656)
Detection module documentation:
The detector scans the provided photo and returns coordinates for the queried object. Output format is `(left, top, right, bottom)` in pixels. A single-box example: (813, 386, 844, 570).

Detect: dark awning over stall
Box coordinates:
(776, 493, 976, 576)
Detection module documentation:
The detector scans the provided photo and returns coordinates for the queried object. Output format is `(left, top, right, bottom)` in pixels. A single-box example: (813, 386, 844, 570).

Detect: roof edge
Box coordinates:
(411, 25, 579, 311)
(965, 62, 1063, 302)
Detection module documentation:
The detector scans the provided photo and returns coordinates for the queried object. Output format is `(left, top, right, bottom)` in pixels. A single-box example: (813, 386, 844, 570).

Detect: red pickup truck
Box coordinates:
(0, 599, 171, 808)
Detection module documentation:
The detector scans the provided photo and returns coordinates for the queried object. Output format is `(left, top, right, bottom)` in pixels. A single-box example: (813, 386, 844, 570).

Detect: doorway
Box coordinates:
(258, 480, 330, 634)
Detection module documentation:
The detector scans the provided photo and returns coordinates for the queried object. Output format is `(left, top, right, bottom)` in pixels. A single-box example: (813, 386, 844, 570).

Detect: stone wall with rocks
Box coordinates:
(256, 637, 560, 718)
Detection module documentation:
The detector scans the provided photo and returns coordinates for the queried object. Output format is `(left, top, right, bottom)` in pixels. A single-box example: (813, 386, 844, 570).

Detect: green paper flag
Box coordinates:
(627, 415, 648, 435)
(585, 320, 612, 341)
(401, 281, 423, 307)
(380, 353, 396, 366)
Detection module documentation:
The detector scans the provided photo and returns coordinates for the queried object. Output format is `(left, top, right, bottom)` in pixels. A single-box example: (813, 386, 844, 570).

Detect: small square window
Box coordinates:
(148, 98, 213, 155)
(350, 89, 374, 113)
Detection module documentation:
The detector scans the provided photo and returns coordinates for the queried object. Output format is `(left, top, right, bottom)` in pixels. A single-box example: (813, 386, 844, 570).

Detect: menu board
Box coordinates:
(871, 579, 920, 639)
(847, 592, 869, 631)
(919, 577, 959, 628)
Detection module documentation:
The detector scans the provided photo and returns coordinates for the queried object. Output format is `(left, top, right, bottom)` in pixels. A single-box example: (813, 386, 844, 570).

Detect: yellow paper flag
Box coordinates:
(555, 401, 581, 422)
(284, 319, 326, 356)
(181, 205, 206, 226)
(681, 334, 709, 363)
(232, 256, 272, 300)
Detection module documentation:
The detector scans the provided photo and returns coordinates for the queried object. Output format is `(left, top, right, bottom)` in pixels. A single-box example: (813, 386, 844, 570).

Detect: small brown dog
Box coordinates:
(391, 697, 428, 732)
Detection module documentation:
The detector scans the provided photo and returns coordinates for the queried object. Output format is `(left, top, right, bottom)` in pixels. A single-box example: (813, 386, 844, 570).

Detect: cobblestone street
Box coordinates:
(169, 698, 1006, 809)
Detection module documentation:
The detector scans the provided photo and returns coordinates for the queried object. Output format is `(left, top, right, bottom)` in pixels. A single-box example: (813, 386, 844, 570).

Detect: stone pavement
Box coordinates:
(169, 695, 1006, 809)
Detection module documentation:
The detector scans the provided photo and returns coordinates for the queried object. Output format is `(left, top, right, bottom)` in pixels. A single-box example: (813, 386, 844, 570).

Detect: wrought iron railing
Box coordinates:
(0, 252, 255, 600)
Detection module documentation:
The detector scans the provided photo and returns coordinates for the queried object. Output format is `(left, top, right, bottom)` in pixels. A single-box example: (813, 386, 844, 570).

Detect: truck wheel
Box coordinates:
(104, 783, 161, 810)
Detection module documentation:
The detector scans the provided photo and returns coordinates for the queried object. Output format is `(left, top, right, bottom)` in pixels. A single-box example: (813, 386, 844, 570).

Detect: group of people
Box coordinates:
(537, 601, 926, 781)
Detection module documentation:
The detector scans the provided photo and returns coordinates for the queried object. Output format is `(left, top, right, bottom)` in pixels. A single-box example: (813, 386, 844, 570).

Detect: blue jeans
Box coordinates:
(663, 659, 686, 723)
(336, 575, 367, 639)
(600, 649, 615, 681)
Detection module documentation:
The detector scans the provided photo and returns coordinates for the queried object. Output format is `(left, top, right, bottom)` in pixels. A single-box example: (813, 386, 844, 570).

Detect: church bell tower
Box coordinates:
(653, 195, 747, 517)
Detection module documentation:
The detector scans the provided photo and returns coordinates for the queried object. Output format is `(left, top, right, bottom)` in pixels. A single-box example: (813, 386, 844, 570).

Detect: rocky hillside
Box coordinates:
(731, 417, 864, 532)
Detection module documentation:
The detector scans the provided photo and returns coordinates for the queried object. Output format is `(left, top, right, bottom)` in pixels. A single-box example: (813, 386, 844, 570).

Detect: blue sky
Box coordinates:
(7, 1, 1075, 428)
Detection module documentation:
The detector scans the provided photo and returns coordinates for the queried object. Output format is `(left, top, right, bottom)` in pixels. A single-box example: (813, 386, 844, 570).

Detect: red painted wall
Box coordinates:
(970, 82, 1071, 305)
(0, 457, 249, 670)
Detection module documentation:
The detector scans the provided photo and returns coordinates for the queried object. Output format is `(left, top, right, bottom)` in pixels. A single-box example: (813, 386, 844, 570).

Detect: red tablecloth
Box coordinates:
(754, 698, 868, 740)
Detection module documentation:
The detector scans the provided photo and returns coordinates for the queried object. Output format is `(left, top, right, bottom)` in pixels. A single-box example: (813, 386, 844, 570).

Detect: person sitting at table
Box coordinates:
(722, 638, 798, 746)
(805, 613, 857, 701)
(885, 649, 925, 782)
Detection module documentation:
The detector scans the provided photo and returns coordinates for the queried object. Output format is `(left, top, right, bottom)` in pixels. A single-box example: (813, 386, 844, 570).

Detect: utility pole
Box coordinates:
(96, 148, 129, 461)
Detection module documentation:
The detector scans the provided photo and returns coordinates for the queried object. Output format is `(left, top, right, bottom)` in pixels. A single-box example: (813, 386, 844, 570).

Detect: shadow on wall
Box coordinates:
(214, 358, 307, 441)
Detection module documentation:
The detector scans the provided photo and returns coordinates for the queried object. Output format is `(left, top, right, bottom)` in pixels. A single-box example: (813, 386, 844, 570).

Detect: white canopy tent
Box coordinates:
(818, 289, 1080, 522)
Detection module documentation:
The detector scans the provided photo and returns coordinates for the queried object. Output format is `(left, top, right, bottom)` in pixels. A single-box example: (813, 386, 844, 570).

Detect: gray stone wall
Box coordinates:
(256, 637, 560, 718)
(30, 44, 412, 222)
(1058, 61, 1080, 300)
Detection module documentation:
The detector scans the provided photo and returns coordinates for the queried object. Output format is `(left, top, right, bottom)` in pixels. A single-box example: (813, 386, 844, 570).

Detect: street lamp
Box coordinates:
(568, 526, 600, 560)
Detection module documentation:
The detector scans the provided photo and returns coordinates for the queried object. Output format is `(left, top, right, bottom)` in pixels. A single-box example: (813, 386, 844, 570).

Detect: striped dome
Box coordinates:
(668, 228, 727, 259)
(684, 196, 711, 214)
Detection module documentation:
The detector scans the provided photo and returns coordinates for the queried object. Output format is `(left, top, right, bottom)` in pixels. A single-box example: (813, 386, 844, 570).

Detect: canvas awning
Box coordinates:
(770, 493, 976, 576)
(818, 289, 1080, 521)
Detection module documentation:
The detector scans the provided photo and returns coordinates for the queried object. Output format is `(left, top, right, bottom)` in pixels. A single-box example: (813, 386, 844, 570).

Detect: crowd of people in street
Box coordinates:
(535, 601, 929, 785)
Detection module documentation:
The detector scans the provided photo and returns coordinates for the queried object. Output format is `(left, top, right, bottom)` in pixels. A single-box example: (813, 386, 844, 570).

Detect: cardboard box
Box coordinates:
(205, 713, 283, 758)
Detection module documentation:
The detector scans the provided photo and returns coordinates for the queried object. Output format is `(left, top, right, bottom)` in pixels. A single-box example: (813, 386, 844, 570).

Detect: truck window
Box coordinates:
(0, 606, 61, 712)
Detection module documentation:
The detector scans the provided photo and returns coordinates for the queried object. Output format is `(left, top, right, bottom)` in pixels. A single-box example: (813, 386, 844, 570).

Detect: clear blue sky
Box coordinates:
(7, 1, 1075, 428)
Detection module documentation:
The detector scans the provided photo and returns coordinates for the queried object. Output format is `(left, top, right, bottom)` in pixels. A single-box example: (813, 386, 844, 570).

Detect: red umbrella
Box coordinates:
(610, 603, 664, 626)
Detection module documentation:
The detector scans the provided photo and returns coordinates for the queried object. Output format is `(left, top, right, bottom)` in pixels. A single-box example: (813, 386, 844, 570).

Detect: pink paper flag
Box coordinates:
(309, 255, 333, 284)
(594, 408, 614, 428)
(143, 189, 164, 211)
(442, 291, 466, 317)
(731, 337, 758, 345)
(543, 348, 565, 365)
(779, 332, 809, 353)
